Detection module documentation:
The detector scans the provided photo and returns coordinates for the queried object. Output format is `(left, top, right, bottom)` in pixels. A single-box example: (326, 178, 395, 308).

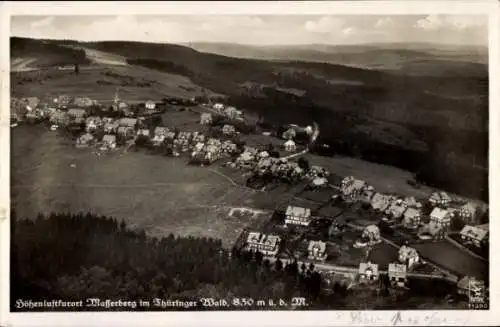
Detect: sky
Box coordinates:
(10, 14, 488, 46)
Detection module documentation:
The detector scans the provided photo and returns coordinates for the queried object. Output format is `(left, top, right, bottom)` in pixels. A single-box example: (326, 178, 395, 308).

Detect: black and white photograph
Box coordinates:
(1, 1, 499, 326)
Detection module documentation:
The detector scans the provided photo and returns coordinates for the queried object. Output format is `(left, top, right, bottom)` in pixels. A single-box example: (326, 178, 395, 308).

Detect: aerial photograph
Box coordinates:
(9, 14, 489, 311)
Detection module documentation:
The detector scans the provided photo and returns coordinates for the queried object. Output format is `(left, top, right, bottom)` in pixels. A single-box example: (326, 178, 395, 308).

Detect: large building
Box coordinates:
(285, 206, 312, 226)
(246, 232, 281, 257)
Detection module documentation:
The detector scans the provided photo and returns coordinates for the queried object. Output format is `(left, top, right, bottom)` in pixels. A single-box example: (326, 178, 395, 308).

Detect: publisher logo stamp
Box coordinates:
(468, 279, 488, 309)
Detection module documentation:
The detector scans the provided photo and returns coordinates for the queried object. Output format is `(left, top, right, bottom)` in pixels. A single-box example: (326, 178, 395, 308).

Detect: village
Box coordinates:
(10, 91, 489, 305)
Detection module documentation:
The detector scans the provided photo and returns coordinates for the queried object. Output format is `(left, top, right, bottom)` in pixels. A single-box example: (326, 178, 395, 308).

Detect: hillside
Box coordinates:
(10, 37, 489, 200)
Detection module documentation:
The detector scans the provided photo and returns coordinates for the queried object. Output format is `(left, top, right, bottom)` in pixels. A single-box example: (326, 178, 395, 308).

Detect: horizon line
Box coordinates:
(10, 35, 488, 48)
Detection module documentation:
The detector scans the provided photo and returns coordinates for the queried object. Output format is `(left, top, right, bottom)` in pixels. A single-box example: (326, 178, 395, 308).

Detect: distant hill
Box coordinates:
(10, 37, 489, 200)
(183, 42, 488, 77)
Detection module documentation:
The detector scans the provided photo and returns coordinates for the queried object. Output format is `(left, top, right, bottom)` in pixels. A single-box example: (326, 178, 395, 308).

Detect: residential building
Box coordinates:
(224, 106, 241, 120)
(460, 225, 489, 248)
(117, 126, 134, 138)
(341, 176, 367, 202)
(67, 108, 87, 123)
(50, 111, 68, 125)
(145, 100, 156, 111)
(76, 133, 94, 148)
(200, 113, 213, 125)
(222, 124, 236, 135)
(246, 232, 281, 257)
(402, 207, 421, 228)
(284, 140, 297, 152)
(102, 134, 117, 149)
(72, 96, 94, 107)
(307, 241, 327, 262)
(285, 206, 312, 226)
(385, 202, 407, 219)
(430, 207, 452, 229)
(459, 203, 479, 223)
(358, 262, 379, 281)
(371, 193, 391, 212)
(137, 128, 150, 137)
(398, 245, 419, 269)
(85, 116, 102, 132)
(311, 177, 328, 188)
(212, 103, 225, 112)
(360, 188, 375, 204)
(429, 192, 452, 208)
(388, 263, 407, 287)
(118, 118, 137, 128)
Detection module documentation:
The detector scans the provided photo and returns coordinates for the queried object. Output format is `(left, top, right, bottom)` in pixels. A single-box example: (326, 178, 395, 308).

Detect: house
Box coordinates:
(85, 116, 102, 132)
(370, 193, 390, 211)
(402, 207, 421, 228)
(460, 225, 488, 248)
(457, 276, 486, 301)
(245, 232, 281, 257)
(385, 202, 407, 219)
(402, 196, 422, 209)
(212, 103, 225, 112)
(258, 151, 270, 159)
(56, 95, 72, 108)
(398, 245, 419, 269)
(145, 100, 156, 111)
(224, 106, 241, 120)
(285, 206, 312, 226)
(104, 122, 118, 134)
(429, 192, 452, 208)
(358, 262, 379, 281)
(222, 124, 236, 135)
(311, 177, 328, 188)
(50, 111, 68, 125)
(118, 118, 137, 128)
(307, 241, 327, 262)
(67, 108, 87, 123)
(283, 140, 297, 152)
(200, 113, 213, 125)
(459, 203, 479, 223)
(359, 187, 375, 204)
(72, 96, 94, 107)
(388, 263, 407, 287)
(429, 207, 452, 229)
(308, 165, 330, 178)
(137, 128, 150, 138)
(117, 126, 134, 138)
(102, 134, 117, 149)
(341, 176, 367, 202)
(76, 133, 94, 148)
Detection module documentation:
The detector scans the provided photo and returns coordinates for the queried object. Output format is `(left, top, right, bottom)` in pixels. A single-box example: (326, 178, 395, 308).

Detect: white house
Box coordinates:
(212, 103, 225, 111)
(222, 124, 236, 135)
(398, 245, 419, 269)
(358, 262, 379, 281)
(137, 128, 150, 137)
(284, 140, 297, 152)
(145, 100, 156, 111)
(459, 203, 479, 223)
(388, 263, 407, 287)
(246, 232, 281, 257)
(429, 192, 452, 208)
(102, 134, 117, 149)
(403, 207, 421, 228)
(371, 193, 391, 212)
(285, 206, 312, 226)
(341, 176, 367, 202)
(430, 207, 453, 229)
(307, 240, 327, 262)
(200, 113, 213, 125)
(460, 225, 488, 248)
(385, 202, 407, 219)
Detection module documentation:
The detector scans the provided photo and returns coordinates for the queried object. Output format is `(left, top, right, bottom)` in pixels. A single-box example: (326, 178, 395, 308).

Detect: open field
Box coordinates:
(367, 242, 399, 269)
(412, 241, 488, 280)
(11, 63, 215, 101)
(11, 126, 270, 247)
